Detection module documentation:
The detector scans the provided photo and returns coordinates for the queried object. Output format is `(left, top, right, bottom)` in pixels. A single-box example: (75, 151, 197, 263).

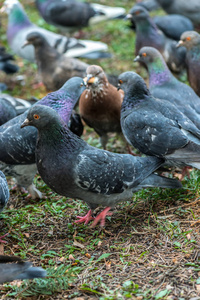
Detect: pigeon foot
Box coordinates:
(90, 207, 113, 227)
(75, 209, 94, 225)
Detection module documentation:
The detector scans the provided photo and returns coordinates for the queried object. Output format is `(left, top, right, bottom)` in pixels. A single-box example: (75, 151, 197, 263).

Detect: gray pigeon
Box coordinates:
(0, 45, 19, 74)
(1, 0, 109, 62)
(22, 32, 88, 91)
(155, 0, 200, 27)
(0, 171, 9, 243)
(126, 5, 186, 72)
(119, 71, 200, 170)
(0, 255, 46, 283)
(134, 46, 200, 129)
(177, 31, 200, 97)
(21, 105, 182, 227)
(0, 77, 86, 199)
(35, 0, 125, 33)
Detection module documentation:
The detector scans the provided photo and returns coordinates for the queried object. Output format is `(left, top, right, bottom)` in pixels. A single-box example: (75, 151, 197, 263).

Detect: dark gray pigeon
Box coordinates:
(0, 255, 46, 283)
(0, 77, 86, 199)
(119, 71, 200, 170)
(22, 32, 88, 91)
(155, 0, 200, 27)
(134, 46, 200, 129)
(0, 45, 19, 74)
(177, 31, 200, 97)
(35, 0, 125, 33)
(0, 171, 9, 244)
(21, 105, 182, 227)
(0, 97, 17, 125)
(126, 5, 186, 72)
(1, 0, 109, 62)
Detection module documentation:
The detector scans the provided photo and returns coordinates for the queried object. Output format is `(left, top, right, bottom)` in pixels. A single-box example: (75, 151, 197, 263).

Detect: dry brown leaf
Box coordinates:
(73, 240, 85, 249)
(69, 254, 75, 261)
(105, 261, 111, 270)
(24, 233, 29, 238)
(196, 284, 200, 292)
(97, 241, 102, 247)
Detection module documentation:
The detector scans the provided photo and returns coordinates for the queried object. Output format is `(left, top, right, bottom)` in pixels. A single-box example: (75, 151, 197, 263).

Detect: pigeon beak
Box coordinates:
(22, 40, 31, 48)
(85, 75, 96, 84)
(176, 40, 183, 48)
(21, 118, 30, 128)
(124, 14, 132, 20)
(134, 55, 140, 62)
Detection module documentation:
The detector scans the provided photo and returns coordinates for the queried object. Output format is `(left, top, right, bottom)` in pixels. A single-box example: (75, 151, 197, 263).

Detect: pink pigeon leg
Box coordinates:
(75, 209, 94, 225)
(90, 207, 113, 228)
(0, 233, 8, 243)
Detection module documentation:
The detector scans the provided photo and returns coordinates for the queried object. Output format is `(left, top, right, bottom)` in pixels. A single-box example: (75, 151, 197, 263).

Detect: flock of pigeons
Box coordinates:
(0, 0, 200, 284)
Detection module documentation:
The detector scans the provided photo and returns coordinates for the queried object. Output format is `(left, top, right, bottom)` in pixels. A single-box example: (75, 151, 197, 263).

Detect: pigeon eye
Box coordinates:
(142, 53, 147, 57)
(34, 114, 40, 120)
(186, 36, 191, 41)
(135, 10, 140, 15)
(118, 80, 123, 84)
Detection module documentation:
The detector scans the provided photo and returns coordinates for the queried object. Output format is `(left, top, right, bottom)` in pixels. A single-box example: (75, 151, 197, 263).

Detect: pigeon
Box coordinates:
(134, 46, 200, 129)
(1, 0, 110, 62)
(0, 171, 9, 243)
(0, 77, 86, 199)
(155, 0, 200, 27)
(35, 0, 126, 33)
(79, 65, 124, 149)
(128, 8, 193, 40)
(21, 104, 182, 227)
(22, 31, 88, 91)
(126, 5, 186, 72)
(119, 71, 200, 170)
(0, 255, 46, 283)
(177, 31, 200, 97)
(0, 45, 19, 74)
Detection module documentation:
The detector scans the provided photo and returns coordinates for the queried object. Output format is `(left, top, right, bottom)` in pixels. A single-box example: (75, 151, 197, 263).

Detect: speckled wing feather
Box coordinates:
(75, 148, 163, 195)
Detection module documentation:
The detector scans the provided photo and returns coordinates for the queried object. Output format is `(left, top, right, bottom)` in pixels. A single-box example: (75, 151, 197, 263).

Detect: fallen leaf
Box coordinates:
(73, 240, 85, 249)
(0, 243, 4, 255)
(105, 261, 111, 270)
(97, 241, 102, 247)
(69, 254, 75, 261)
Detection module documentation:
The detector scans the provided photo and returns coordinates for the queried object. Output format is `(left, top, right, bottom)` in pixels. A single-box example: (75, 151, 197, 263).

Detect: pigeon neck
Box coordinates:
(40, 90, 79, 125)
(148, 57, 174, 87)
(135, 17, 158, 35)
(121, 85, 149, 113)
(38, 121, 83, 152)
(7, 3, 32, 43)
(186, 45, 200, 60)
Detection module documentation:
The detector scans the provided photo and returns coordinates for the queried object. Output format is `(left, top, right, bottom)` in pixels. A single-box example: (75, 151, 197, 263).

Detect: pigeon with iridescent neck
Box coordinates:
(0, 77, 86, 199)
(21, 105, 182, 227)
(126, 5, 186, 72)
(134, 46, 200, 129)
(177, 31, 200, 97)
(1, 0, 109, 62)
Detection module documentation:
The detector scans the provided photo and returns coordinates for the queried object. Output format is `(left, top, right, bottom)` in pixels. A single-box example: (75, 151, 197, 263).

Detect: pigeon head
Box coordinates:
(126, 5, 150, 21)
(177, 31, 200, 49)
(21, 105, 62, 130)
(83, 65, 106, 88)
(118, 71, 150, 98)
(134, 46, 162, 64)
(22, 32, 46, 48)
(60, 76, 86, 96)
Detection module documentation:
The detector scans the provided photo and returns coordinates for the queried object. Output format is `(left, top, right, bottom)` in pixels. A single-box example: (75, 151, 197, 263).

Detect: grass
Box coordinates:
(0, 0, 200, 299)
